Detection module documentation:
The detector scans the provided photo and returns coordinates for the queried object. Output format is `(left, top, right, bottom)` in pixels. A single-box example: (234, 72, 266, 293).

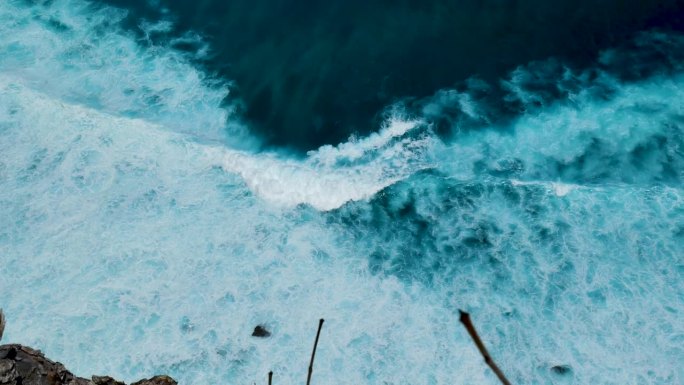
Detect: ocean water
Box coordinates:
(0, 1, 682, 385)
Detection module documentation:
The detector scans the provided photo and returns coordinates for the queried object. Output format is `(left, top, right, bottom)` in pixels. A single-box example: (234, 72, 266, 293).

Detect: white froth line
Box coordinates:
(217, 149, 424, 211)
(510, 179, 582, 197)
(311, 118, 422, 163)
(206, 116, 433, 211)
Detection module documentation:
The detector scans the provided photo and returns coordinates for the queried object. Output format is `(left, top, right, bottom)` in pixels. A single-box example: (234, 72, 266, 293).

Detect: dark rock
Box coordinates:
(251, 325, 271, 338)
(3, 347, 17, 360)
(551, 365, 572, 375)
(0, 344, 177, 385)
(130, 375, 177, 385)
(0, 359, 18, 384)
(0, 344, 83, 385)
(91, 376, 125, 385)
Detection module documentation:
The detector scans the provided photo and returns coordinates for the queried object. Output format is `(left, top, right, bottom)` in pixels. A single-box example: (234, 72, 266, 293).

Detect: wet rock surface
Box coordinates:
(551, 364, 572, 375)
(251, 325, 271, 338)
(0, 344, 177, 385)
(130, 376, 177, 385)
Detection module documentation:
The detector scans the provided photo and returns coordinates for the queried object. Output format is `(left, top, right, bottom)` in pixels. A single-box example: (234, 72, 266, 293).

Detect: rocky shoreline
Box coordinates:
(0, 310, 177, 385)
(0, 309, 178, 385)
(0, 344, 177, 385)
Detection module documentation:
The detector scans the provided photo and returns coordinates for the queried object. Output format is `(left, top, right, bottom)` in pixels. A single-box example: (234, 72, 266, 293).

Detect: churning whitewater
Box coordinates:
(0, 1, 682, 385)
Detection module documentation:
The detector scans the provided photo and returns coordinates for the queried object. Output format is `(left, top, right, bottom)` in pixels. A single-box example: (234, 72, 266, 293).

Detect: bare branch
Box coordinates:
(0, 308, 5, 342)
(268, 371, 272, 385)
(306, 319, 324, 385)
(459, 310, 512, 385)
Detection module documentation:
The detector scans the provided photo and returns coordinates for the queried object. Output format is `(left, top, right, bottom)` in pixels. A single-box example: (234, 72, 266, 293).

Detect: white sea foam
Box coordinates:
(0, 0, 432, 211)
(217, 117, 433, 211)
(437, 71, 684, 186)
(0, 74, 469, 385)
(1, 1, 682, 385)
(511, 180, 581, 197)
(0, 0, 249, 147)
(0, 2, 451, 384)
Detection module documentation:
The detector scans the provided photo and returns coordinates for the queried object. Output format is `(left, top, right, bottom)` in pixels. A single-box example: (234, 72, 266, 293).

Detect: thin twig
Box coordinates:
(459, 310, 512, 385)
(268, 371, 273, 385)
(0, 308, 5, 342)
(306, 319, 324, 385)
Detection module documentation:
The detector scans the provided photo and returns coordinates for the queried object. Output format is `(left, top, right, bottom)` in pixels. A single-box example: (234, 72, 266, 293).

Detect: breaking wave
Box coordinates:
(0, 1, 682, 385)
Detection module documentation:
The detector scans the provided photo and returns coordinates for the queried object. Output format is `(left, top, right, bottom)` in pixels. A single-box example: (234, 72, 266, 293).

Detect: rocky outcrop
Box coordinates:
(0, 345, 176, 385)
(251, 325, 271, 338)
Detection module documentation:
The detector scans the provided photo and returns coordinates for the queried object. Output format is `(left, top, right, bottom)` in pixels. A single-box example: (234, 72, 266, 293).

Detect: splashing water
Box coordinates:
(0, 1, 682, 385)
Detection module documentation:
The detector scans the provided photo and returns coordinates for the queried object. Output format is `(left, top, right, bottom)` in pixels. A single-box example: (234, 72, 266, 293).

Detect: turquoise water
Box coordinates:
(0, 1, 682, 384)
(97, 0, 684, 150)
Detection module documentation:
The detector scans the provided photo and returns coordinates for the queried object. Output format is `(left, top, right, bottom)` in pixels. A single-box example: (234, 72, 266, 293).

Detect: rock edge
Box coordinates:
(0, 344, 177, 385)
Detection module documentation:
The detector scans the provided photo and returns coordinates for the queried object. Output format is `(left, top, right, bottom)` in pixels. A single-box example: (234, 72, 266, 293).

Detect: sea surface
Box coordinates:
(0, 1, 683, 384)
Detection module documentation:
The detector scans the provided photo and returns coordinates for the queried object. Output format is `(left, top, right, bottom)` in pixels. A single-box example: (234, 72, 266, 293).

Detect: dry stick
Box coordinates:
(268, 371, 273, 385)
(459, 310, 512, 385)
(306, 319, 325, 385)
(0, 308, 5, 342)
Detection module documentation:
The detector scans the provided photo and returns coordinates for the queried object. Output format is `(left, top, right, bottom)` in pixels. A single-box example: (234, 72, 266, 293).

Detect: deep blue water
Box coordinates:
(0, 1, 683, 384)
(99, 0, 684, 151)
